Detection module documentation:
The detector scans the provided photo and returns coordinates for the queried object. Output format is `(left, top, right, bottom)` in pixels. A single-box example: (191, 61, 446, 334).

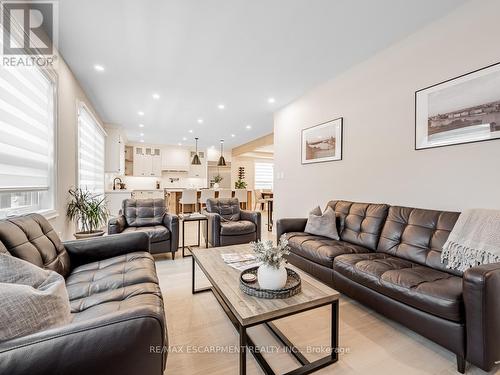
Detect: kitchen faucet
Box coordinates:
(113, 177, 123, 190)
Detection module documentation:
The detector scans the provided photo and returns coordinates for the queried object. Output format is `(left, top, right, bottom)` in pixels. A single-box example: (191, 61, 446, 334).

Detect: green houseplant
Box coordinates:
(67, 187, 109, 239)
(213, 174, 223, 189)
(235, 166, 247, 189)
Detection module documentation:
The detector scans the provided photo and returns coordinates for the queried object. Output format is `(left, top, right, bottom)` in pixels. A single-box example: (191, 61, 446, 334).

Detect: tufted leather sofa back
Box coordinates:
(123, 199, 166, 227)
(377, 206, 461, 275)
(326, 200, 389, 251)
(0, 214, 71, 277)
(206, 198, 241, 221)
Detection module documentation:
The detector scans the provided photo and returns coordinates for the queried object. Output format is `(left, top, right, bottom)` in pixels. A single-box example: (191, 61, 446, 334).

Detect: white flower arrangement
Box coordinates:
(251, 235, 290, 269)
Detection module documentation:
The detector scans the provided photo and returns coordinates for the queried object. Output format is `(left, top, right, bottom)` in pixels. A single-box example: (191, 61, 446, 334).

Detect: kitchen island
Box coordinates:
(165, 189, 253, 214)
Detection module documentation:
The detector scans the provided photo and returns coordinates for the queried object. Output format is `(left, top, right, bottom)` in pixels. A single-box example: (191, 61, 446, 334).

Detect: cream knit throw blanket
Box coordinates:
(441, 209, 500, 272)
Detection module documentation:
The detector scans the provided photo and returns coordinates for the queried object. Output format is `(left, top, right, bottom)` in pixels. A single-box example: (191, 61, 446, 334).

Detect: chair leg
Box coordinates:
(456, 354, 466, 374)
(171, 251, 175, 260)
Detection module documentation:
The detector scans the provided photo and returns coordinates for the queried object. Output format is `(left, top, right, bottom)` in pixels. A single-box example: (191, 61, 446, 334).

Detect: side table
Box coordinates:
(179, 214, 209, 257)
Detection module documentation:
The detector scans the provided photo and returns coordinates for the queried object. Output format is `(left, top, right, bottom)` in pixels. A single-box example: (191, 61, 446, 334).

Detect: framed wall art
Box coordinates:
(415, 62, 500, 150)
(301, 117, 343, 164)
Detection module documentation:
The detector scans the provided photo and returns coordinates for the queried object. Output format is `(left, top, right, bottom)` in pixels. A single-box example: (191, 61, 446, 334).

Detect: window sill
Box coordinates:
(39, 209, 59, 220)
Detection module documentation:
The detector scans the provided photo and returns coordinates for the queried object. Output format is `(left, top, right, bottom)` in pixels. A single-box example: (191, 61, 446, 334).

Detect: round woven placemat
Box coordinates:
(239, 267, 301, 299)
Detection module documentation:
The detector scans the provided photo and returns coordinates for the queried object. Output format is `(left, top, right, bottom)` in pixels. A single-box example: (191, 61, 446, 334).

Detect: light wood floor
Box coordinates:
(154, 214, 499, 375)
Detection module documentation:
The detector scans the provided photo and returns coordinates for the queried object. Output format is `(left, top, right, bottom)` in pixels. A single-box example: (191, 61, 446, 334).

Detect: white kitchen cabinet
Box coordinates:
(105, 128, 125, 174)
(105, 191, 132, 217)
(161, 146, 190, 171)
(133, 146, 162, 177)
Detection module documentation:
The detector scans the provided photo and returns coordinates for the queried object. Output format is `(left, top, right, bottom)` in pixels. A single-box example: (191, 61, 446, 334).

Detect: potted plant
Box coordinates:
(213, 174, 223, 189)
(67, 187, 109, 239)
(252, 235, 290, 290)
(235, 166, 247, 189)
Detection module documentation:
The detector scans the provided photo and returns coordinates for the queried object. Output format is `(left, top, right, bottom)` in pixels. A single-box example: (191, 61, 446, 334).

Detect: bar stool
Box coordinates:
(179, 189, 198, 213)
(218, 189, 232, 199)
(234, 189, 248, 209)
(254, 189, 266, 211)
(198, 189, 216, 212)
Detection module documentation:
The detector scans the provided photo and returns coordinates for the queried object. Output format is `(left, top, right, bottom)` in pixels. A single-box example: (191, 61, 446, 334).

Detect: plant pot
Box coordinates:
(73, 230, 105, 240)
(257, 264, 287, 290)
(213, 183, 220, 189)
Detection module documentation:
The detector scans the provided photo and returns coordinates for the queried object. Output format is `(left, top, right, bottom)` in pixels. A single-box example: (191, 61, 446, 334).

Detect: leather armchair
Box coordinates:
(108, 198, 179, 258)
(0, 214, 167, 375)
(203, 198, 261, 247)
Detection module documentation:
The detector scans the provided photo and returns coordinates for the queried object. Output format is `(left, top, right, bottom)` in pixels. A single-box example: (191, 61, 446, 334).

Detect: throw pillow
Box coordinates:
(0, 253, 72, 342)
(304, 206, 340, 240)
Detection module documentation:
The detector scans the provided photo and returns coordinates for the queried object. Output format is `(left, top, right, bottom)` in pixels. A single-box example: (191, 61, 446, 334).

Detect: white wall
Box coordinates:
(49, 55, 103, 239)
(274, 0, 500, 221)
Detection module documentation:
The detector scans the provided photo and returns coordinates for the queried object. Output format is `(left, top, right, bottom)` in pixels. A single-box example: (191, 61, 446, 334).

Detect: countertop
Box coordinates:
(105, 190, 132, 194)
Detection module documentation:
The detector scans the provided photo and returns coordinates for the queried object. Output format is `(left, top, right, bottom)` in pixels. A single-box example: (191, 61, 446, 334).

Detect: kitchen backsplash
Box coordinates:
(105, 173, 207, 191)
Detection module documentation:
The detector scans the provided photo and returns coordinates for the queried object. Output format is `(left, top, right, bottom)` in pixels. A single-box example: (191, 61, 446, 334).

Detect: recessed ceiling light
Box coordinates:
(188, 129, 193, 133)
(268, 97, 275, 104)
(210, 145, 215, 149)
(197, 118, 203, 124)
(140, 139, 144, 143)
(182, 137, 187, 141)
(178, 142, 182, 146)
(218, 104, 225, 110)
(152, 93, 160, 100)
(94, 64, 105, 72)
(138, 111, 144, 116)
(245, 125, 252, 130)
(140, 133, 144, 136)
(231, 134, 236, 138)
(139, 124, 144, 128)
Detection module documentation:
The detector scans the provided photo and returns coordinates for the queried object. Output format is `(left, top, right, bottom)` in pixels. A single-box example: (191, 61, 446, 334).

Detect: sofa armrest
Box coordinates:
(108, 215, 127, 234)
(64, 232, 150, 267)
(163, 213, 179, 252)
(0, 308, 166, 375)
(240, 210, 261, 241)
(463, 262, 500, 371)
(203, 211, 222, 247)
(276, 218, 308, 242)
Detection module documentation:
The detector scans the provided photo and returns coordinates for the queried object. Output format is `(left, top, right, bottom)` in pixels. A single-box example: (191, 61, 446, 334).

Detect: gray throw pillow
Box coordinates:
(304, 206, 340, 240)
(0, 254, 72, 342)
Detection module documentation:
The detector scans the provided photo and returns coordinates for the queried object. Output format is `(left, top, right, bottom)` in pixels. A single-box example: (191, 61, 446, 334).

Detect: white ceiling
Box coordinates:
(58, 0, 465, 148)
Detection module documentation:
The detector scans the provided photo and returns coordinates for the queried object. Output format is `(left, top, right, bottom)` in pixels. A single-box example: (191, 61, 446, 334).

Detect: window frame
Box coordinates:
(76, 101, 106, 195)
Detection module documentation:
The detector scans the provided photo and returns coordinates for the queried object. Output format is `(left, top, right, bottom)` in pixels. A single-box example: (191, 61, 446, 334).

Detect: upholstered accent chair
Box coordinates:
(202, 198, 261, 247)
(108, 198, 179, 258)
(0, 214, 167, 375)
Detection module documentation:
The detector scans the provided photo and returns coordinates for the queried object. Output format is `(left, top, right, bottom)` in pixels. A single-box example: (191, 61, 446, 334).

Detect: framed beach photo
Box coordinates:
(301, 118, 343, 164)
(415, 62, 500, 150)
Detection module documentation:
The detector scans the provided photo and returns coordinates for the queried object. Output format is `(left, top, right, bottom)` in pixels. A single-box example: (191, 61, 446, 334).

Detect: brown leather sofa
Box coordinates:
(108, 198, 179, 258)
(0, 214, 167, 375)
(203, 198, 261, 247)
(277, 200, 500, 373)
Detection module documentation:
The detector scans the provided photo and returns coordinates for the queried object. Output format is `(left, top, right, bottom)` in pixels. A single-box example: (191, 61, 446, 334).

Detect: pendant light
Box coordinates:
(191, 137, 201, 165)
(217, 139, 226, 166)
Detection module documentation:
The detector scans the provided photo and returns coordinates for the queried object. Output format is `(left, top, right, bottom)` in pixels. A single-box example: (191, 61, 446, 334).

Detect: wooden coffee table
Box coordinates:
(191, 244, 340, 375)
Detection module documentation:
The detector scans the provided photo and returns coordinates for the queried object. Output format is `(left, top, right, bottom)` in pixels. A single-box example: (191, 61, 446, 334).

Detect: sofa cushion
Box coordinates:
(334, 253, 464, 322)
(305, 206, 339, 240)
(220, 220, 256, 236)
(377, 206, 460, 276)
(206, 198, 240, 221)
(0, 214, 71, 277)
(286, 232, 372, 268)
(123, 199, 166, 227)
(66, 251, 160, 313)
(122, 225, 170, 243)
(326, 200, 389, 251)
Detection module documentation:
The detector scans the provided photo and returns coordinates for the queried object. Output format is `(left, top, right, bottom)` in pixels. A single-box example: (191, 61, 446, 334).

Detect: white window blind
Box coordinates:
(254, 162, 274, 190)
(78, 105, 105, 194)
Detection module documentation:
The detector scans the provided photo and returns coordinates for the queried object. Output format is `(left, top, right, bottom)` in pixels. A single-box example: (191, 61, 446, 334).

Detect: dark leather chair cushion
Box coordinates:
(66, 251, 161, 314)
(122, 225, 170, 243)
(326, 200, 389, 251)
(0, 214, 71, 277)
(206, 198, 240, 221)
(286, 232, 372, 268)
(334, 253, 464, 322)
(377, 205, 460, 275)
(123, 199, 166, 227)
(220, 220, 256, 236)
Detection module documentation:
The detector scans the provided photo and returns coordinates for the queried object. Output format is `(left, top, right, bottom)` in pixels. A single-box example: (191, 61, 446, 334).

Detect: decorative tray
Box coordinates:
(239, 267, 301, 299)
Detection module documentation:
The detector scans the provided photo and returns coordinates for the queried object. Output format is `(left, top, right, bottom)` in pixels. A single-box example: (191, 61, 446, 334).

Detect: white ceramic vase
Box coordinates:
(213, 182, 220, 189)
(257, 264, 287, 290)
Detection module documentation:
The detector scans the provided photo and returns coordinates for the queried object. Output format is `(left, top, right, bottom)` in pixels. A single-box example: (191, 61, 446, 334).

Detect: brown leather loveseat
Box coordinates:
(277, 200, 500, 373)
